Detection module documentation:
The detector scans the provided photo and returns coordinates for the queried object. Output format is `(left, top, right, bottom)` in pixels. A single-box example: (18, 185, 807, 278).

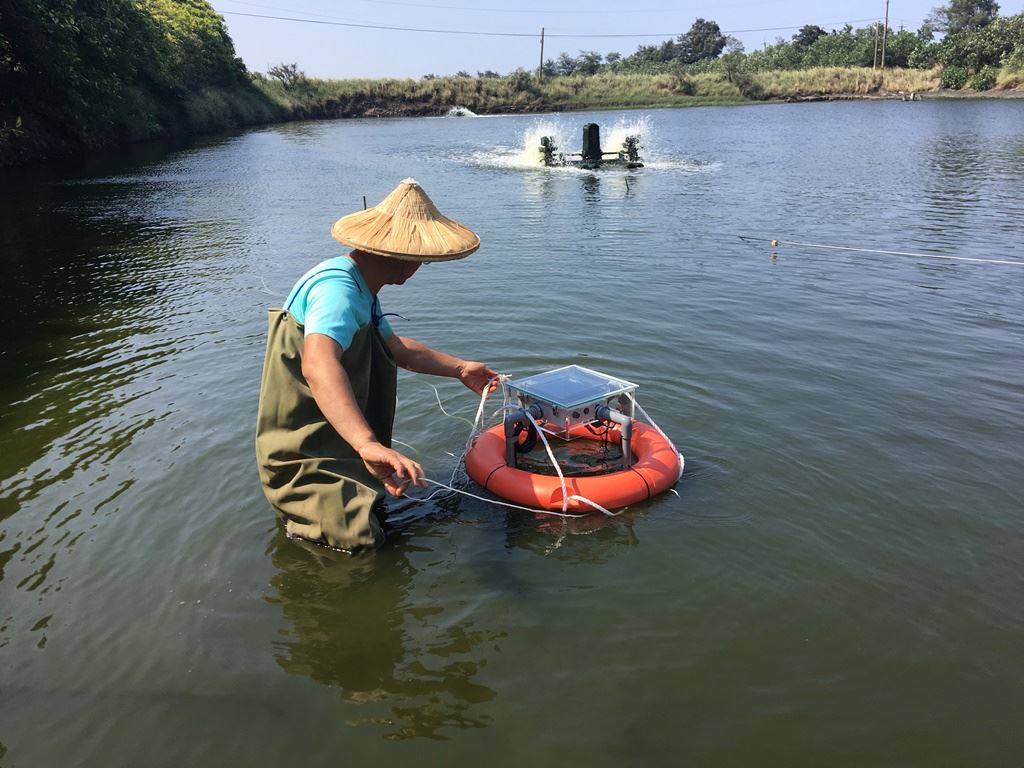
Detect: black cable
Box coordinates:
(221, 10, 884, 40)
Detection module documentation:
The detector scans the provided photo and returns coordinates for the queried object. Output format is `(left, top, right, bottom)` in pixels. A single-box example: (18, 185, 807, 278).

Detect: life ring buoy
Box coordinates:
(465, 421, 681, 512)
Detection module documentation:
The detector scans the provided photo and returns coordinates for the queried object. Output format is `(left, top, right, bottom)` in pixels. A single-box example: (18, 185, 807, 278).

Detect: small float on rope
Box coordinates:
(540, 123, 644, 170)
(465, 365, 681, 512)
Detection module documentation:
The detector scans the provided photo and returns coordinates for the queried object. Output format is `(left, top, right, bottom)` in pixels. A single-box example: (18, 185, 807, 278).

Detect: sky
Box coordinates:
(209, 0, 1024, 79)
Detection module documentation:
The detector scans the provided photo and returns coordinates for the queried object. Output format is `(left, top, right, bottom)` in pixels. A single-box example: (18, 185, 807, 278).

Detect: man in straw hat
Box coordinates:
(256, 178, 497, 552)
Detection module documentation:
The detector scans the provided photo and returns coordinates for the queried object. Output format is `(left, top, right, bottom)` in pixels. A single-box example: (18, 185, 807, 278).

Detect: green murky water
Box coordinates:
(1, 102, 1023, 765)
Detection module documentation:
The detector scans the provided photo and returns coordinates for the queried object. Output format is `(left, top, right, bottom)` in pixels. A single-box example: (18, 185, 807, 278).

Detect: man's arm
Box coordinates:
(385, 334, 498, 394)
(302, 333, 424, 495)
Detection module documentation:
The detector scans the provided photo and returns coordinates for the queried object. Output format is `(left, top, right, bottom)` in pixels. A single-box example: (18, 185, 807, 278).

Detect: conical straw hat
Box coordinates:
(331, 178, 480, 261)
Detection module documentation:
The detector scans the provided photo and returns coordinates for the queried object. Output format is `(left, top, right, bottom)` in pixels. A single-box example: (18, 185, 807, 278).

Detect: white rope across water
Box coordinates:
(737, 235, 1024, 267)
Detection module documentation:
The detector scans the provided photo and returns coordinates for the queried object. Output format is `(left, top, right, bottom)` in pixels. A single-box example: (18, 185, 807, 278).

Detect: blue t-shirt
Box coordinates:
(283, 257, 394, 350)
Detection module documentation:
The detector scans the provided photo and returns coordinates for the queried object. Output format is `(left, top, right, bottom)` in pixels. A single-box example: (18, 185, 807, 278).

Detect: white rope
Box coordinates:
(521, 406, 570, 512)
(740, 235, 1024, 267)
(391, 438, 419, 454)
(627, 393, 685, 481)
(421, 478, 623, 518)
(425, 382, 474, 426)
(398, 373, 676, 519)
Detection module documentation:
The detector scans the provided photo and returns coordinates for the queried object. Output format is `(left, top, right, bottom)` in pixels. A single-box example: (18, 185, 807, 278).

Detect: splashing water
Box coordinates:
(467, 114, 716, 173)
(515, 120, 570, 167)
(447, 105, 478, 117)
(604, 115, 654, 158)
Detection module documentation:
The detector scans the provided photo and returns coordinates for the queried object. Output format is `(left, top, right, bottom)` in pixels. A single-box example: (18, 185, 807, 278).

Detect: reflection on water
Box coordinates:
(503, 509, 643, 560)
(516, 434, 631, 477)
(267, 531, 497, 740)
(922, 134, 1024, 248)
(1, 101, 1023, 764)
(0, 178, 186, 648)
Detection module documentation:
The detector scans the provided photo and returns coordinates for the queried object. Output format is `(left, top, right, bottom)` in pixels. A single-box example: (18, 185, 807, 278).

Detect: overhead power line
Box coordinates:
(349, 0, 686, 13)
(224, 11, 539, 36)
(221, 10, 884, 38)
(223, 0, 665, 15)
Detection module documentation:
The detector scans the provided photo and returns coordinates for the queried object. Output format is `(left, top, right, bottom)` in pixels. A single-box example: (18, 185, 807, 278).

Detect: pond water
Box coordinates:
(1, 100, 1022, 766)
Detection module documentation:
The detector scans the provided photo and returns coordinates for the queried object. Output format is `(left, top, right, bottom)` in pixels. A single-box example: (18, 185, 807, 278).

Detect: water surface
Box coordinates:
(1, 101, 1022, 766)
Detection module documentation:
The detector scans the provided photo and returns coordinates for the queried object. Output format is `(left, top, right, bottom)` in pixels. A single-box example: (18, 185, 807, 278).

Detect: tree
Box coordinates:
(936, 13, 1024, 68)
(800, 25, 875, 67)
(793, 25, 827, 48)
(927, 0, 1000, 34)
(576, 50, 603, 74)
(677, 18, 727, 63)
(541, 58, 558, 77)
(605, 51, 622, 64)
(881, 30, 926, 67)
(267, 63, 306, 89)
(723, 36, 745, 54)
(555, 52, 577, 75)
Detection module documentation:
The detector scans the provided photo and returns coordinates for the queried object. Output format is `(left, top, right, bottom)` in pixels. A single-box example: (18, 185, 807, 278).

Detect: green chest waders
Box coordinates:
(255, 309, 397, 551)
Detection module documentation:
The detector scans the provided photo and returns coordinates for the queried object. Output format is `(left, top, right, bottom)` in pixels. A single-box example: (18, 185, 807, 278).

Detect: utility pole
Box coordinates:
(539, 28, 545, 78)
(880, 0, 890, 68)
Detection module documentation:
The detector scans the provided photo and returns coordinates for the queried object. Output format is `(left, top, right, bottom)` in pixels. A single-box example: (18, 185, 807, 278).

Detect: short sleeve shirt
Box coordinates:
(283, 257, 394, 350)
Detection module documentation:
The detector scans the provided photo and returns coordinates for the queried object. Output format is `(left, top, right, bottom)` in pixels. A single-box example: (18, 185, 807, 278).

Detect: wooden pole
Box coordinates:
(539, 28, 545, 77)
(880, 0, 890, 68)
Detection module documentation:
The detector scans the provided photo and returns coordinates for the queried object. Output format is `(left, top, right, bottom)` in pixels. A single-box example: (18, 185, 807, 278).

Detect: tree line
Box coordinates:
(3, 0, 1022, 166)
(0, 0, 275, 165)
(518, 0, 1021, 87)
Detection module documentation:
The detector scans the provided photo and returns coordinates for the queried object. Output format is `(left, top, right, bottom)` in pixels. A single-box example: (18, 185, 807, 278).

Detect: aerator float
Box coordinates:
(540, 123, 644, 170)
(465, 366, 681, 513)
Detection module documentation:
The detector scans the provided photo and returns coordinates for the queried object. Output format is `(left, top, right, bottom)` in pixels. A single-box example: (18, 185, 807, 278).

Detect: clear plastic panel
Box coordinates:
(508, 365, 637, 409)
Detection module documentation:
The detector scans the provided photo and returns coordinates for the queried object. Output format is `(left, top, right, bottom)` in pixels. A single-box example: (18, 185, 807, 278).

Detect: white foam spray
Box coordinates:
(604, 115, 654, 157)
(467, 114, 718, 174)
(515, 120, 570, 167)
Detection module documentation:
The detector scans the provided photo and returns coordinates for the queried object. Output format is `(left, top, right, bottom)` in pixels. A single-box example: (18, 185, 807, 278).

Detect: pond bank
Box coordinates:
(4, 69, 1022, 168)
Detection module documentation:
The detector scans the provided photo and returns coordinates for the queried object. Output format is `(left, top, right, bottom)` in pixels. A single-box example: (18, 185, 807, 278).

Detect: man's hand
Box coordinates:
(457, 361, 500, 395)
(357, 441, 426, 496)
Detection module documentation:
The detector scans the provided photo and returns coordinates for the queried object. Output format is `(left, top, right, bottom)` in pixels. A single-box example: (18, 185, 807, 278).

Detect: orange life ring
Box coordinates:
(465, 421, 681, 512)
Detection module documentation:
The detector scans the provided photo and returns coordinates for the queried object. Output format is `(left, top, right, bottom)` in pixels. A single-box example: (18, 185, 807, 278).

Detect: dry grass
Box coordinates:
(254, 66, 1005, 118)
(995, 67, 1024, 89)
(753, 67, 941, 97)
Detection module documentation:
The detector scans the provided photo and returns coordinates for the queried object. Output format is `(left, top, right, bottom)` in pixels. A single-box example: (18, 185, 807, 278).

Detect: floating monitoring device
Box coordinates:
(540, 123, 644, 170)
(506, 365, 637, 468)
(465, 365, 681, 513)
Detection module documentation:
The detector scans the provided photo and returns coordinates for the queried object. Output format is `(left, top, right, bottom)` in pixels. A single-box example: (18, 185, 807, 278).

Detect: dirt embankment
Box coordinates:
(290, 87, 1024, 119)
(784, 87, 1024, 103)
(283, 95, 557, 120)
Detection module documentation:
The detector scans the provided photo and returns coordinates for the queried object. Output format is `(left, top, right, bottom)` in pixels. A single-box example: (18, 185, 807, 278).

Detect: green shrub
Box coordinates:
(670, 63, 698, 94)
(908, 43, 941, 69)
(675, 76, 697, 95)
(1005, 44, 1024, 69)
(970, 65, 997, 89)
(940, 65, 968, 88)
(507, 68, 535, 94)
